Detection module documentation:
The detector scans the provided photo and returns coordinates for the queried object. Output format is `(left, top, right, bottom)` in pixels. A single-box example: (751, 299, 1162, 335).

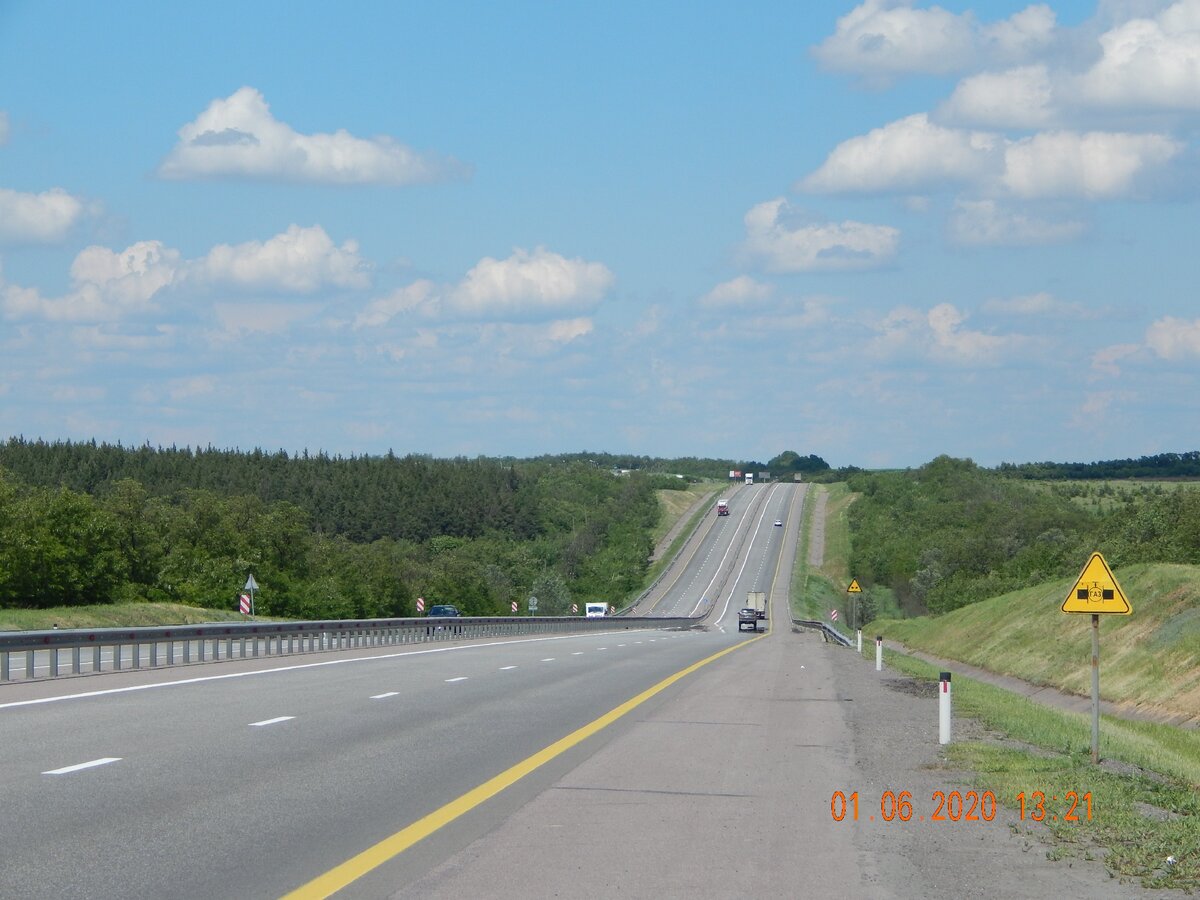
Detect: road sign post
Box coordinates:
(847, 579, 861, 632)
(1061, 552, 1132, 764)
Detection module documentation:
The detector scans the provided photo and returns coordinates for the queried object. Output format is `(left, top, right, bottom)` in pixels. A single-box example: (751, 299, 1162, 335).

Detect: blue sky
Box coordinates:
(1, 1, 1198, 468)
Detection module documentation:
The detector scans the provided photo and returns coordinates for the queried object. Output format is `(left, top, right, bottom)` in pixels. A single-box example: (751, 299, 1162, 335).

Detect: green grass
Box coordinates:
(880, 650, 1200, 890)
(871, 563, 1200, 725)
(639, 484, 720, 594)
(652, 482, 716, 547)
(0, 602, 261, 631)
(792, 483, 862, 624)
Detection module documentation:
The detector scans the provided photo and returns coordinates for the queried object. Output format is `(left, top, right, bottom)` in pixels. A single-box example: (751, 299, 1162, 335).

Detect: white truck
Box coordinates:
(747, 591, 766, 621)
(585, 602, 607, 618)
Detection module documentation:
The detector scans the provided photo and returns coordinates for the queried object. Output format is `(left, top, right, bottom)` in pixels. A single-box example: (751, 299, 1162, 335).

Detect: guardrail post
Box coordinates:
(93, 644, 102, 672)
(73, 646, 82, 674)
(26, 650, 35, 679)
(1, 650, 8, 681)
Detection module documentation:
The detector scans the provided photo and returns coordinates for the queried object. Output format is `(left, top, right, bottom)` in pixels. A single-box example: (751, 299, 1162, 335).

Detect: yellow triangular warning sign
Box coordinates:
(1062, 552, 1132, 615)
(847, 579, 862, 593)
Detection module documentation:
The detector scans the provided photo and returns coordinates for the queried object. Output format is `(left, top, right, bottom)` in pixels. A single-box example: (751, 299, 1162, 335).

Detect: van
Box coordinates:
(585, 602, 607, 618)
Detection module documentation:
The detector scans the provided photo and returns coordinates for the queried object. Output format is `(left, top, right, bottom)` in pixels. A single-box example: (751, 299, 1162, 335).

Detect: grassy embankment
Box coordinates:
(0, 602, 251, 631)
(642, 483, 719, 588)
(809, 483, 1200, 890)
(791, 482, 866, 621)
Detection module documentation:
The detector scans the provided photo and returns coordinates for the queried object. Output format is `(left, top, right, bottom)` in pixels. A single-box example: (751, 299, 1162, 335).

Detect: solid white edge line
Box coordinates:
(249, 716, 295, 727)
(43, 757, 121, 775)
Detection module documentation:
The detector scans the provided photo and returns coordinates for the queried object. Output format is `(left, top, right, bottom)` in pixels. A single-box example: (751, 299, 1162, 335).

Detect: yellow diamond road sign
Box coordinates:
(847, 579, 862, 593)
(1062, 552, 1132, 615)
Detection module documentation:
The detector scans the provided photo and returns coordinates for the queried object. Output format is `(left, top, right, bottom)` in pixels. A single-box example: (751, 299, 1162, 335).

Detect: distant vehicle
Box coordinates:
(716, 499, 730, 516)
(738, 608, 759, 632)
(774, 520, 783, 527)
(585, 602, 607, 618)
(427, 605, 461, 617)
(746, 591, 766, 620)
(745, 473, 753, 484)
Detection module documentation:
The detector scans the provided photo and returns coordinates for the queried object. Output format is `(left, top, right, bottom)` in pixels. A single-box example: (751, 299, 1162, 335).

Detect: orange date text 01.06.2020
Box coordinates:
(830, 790, 1093, 824)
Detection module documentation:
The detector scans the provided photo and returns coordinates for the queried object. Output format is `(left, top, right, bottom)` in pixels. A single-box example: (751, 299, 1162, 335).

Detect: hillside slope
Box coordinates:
(873, 563, 1200, 725)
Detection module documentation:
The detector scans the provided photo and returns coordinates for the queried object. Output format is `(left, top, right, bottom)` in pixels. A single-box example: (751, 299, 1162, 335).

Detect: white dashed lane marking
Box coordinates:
(445, 677, 468, 683)
(250, 716, 295, 727)
(499, 666, 517, 670)
(43, 757, 121, 775)
(371, 692, 399, 700)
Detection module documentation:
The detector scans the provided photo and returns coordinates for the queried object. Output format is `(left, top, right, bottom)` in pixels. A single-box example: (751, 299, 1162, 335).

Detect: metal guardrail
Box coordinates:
(0, 614, 699, 683)
(791, 618, 854, 647)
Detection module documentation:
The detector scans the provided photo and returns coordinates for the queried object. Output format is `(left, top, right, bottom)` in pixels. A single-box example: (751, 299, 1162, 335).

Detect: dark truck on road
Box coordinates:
(738, 607, 759, 632)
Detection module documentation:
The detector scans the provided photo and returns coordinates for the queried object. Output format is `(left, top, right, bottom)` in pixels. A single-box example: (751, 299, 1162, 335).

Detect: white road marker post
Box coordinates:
(857, 630, 862, 653)
(875, 635, 883, 672)
(939, 672, 952, 745)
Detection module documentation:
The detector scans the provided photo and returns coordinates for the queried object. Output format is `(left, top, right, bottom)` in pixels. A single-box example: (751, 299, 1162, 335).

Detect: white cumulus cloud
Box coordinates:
(741, 198, 899, 272)
(869, 302, 1023, 364)
(948, 199, 1085, 246)
(1076, 3, 1200, 111)
(3, 240, 180, 321)
(355, 279, 438, 329)
(158, 87, 465, 185)
(356, 248, 614, 327)
(0, 187, 85, 243)
(1146, 316, 1200, 359)
(698, 275, 774, 308)
(939, 65, 1058, 129)
(448, 247, 613, 319)
(1002, 130, 1182, 198)
(196, 224, 370, 292)
(800, 114, 1000, 194)
(813, 1, 1056, 81)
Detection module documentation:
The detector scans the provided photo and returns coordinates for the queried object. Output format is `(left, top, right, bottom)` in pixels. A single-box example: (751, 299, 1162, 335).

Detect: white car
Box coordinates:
(774, 520, 783, 527)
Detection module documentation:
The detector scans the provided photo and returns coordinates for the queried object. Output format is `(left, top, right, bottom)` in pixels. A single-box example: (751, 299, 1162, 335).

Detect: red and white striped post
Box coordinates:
(416, 597, 425, 614)
(875, 635, 883, 672)
(939, 672, 952, 744)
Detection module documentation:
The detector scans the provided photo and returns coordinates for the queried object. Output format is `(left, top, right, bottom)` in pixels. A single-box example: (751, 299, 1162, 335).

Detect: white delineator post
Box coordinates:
(857, 630, 862, 653)
(875, 636, 883, 672)
(939, 672, 952, 745)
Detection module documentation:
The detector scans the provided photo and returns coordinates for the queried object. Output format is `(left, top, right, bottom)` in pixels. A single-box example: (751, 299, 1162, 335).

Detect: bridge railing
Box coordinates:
(0, 615, 699, 683)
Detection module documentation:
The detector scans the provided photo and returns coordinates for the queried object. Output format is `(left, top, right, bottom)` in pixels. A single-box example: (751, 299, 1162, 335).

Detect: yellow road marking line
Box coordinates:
(281, 634, 764, 899)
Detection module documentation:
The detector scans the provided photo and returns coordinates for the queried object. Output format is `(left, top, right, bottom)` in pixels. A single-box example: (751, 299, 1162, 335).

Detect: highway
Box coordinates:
(0, 482, 1141, 899)
(0, 484, 800, 899)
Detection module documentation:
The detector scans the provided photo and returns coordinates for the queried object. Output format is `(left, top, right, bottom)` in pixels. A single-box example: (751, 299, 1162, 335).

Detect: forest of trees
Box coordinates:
(996, 452, 1200, 480)
(0, 439, 693, 618)
(848, 455, 1200, 616)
